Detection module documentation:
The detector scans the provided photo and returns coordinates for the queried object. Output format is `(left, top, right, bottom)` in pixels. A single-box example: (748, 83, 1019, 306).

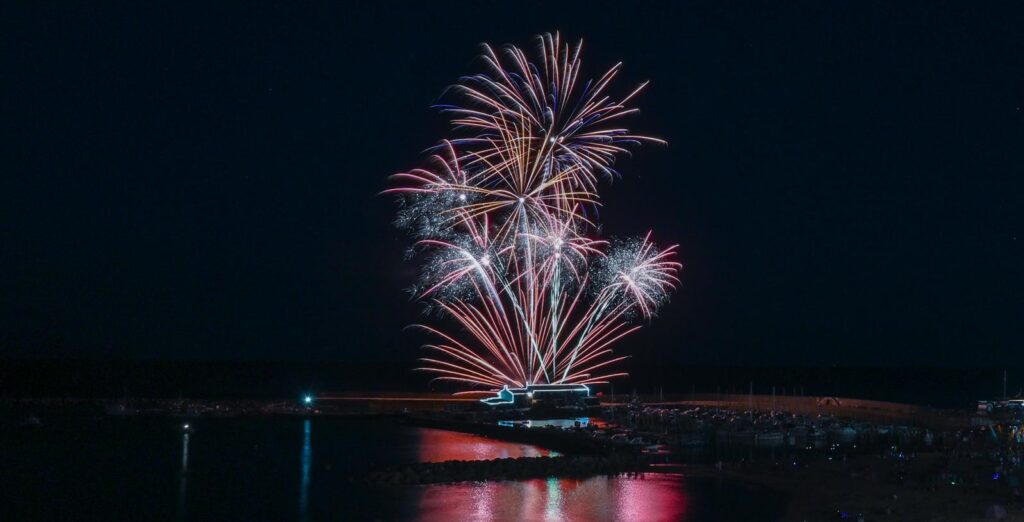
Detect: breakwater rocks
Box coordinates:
(365, 455, 649, 485)
(406, 416, 638, 455)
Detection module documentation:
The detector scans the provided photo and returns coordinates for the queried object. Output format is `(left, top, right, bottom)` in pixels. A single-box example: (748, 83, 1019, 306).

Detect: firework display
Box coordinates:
(387, 33, 680, 393)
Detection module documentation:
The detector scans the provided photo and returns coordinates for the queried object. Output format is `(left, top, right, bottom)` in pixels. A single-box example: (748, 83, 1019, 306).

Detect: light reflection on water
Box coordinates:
(299, 419, 312, 522)
(417, 427, 557, 462)
(416, 474, 688, 522)
(177, 431, 189, 520)
(409, 425, 689, 520)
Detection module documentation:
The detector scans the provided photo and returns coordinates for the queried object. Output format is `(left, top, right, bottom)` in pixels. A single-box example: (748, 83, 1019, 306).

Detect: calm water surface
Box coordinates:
(1, 417, 787, 521)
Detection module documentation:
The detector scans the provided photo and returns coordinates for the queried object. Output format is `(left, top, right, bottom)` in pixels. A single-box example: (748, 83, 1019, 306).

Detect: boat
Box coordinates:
(755, 431, 785, 446)
(831, 425, 858, 440)
(16, 415, 43, 429)
(105, 402, 139, 417)
(643, 444, 670, 454)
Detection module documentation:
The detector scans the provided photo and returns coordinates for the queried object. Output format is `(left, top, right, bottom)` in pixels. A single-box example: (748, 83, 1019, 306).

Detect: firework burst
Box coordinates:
(387, 33, 681, 392)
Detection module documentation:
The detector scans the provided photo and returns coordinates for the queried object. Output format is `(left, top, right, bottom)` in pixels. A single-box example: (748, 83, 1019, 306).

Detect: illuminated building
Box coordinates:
(481, 384, 592, 408)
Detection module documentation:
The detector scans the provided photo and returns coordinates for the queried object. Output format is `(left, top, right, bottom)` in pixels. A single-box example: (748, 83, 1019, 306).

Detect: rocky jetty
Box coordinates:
(365, 455, 649, 485)
(405, 416, 639, 455)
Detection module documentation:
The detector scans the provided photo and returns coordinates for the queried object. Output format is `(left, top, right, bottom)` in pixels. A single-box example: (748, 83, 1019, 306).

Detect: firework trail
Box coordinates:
(387, 33, 681, 392)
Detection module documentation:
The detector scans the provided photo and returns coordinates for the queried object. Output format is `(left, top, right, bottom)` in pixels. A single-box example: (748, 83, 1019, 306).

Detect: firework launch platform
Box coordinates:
(480, 384, 592, 408)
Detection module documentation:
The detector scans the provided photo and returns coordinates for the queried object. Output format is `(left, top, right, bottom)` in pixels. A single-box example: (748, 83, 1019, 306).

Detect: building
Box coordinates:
(480, 383, 592, 408)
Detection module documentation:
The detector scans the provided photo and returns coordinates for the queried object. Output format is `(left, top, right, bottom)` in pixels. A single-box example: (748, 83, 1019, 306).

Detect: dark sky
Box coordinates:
(2, 1, 1022, 366)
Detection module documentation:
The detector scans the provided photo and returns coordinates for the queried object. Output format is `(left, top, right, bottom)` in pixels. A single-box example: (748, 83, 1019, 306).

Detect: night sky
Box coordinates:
(2, 1, 1022, 367)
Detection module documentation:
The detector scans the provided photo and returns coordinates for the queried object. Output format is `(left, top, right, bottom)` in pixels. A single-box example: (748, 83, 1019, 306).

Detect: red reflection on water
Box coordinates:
(416, 428, 554, 462)
(416, 474, 688, 522)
